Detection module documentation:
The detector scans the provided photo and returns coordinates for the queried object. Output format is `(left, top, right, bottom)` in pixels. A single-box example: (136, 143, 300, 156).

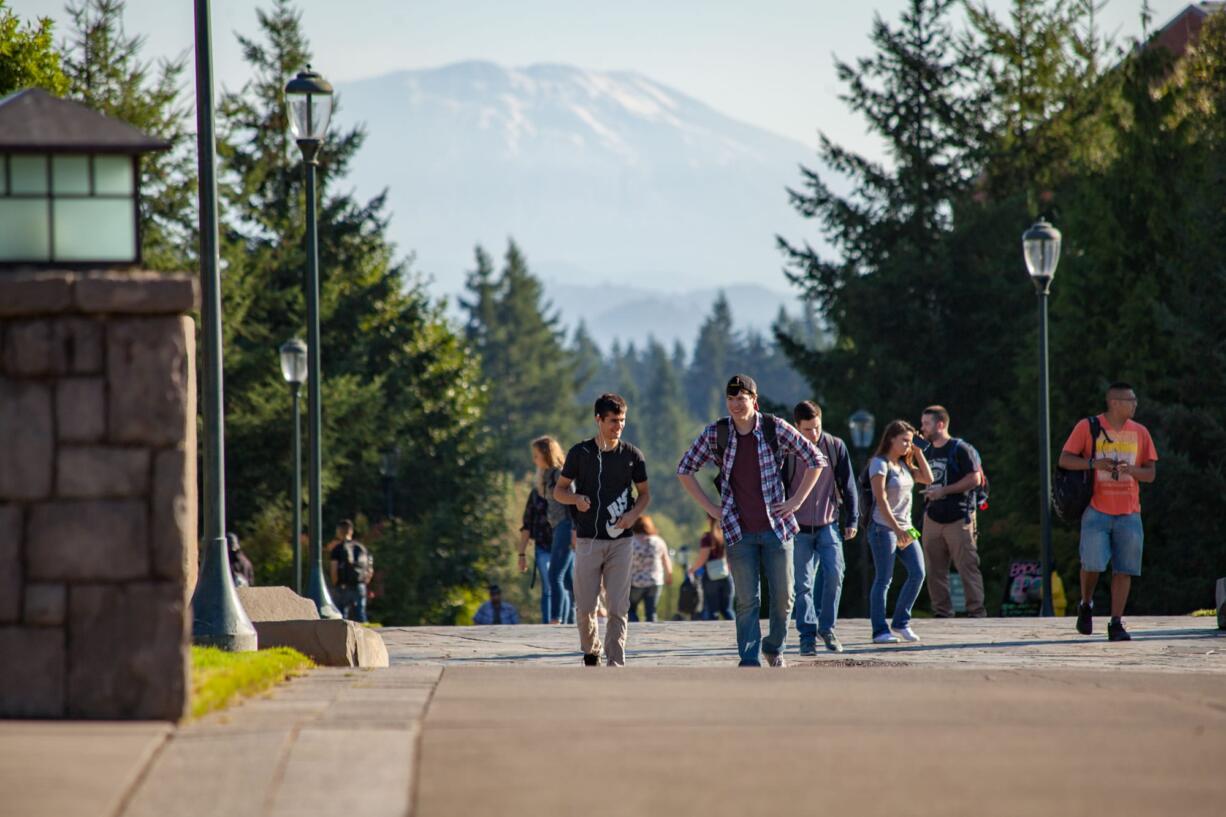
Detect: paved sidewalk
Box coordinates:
(1, 616, 1222, 817)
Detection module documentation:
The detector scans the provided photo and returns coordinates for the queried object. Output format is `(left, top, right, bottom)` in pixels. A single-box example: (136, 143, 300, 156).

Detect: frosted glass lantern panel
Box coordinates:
(0, 199, 51, 260)
(1023, 236, 1061, 280)
(10, 155, 48, 194)
(93, 156, 134, 195)
(288, 93, 332, 140)
(52, 199, 135, 261)
(52, 155, 91, 194)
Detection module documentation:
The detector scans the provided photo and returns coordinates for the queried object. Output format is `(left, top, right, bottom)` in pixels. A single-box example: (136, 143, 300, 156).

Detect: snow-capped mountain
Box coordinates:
(336, 61, 822, 343)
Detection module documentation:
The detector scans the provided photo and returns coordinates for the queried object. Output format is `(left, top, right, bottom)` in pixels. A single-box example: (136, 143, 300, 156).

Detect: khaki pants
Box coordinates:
(922, 515, 986, 617)
(573, 537, 633, 666)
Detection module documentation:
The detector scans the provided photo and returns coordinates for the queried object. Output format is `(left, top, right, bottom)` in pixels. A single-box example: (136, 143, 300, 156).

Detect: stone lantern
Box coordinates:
(0, 89, 199, 720)
(0, 88, 169, 268)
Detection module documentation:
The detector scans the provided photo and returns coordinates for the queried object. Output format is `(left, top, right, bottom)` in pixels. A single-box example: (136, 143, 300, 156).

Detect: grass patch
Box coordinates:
(1191, 609, 1217, 617)
(190, 646, 314, 719)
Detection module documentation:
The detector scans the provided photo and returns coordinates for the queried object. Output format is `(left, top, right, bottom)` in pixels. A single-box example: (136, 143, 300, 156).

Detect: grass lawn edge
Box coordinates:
(190, 645, 314, 719)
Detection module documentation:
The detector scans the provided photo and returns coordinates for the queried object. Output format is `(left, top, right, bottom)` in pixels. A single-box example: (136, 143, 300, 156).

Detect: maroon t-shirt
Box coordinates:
(730, 431, 771, 534)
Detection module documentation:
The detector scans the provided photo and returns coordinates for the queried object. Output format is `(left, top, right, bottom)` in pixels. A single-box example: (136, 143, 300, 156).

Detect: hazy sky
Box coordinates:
(14, 0, 1193, 152)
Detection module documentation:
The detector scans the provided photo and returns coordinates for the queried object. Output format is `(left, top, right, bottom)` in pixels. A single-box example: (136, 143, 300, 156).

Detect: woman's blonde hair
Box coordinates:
(631, 514, 658, 536)
(532, 436, 565, 495)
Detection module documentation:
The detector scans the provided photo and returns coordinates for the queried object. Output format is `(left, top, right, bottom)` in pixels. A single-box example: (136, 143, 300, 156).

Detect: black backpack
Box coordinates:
(712, 415, 786, 494)
(942, 437, 990, 518)
(337, 540, 374, 586)
(1052, 416, 1109, 523)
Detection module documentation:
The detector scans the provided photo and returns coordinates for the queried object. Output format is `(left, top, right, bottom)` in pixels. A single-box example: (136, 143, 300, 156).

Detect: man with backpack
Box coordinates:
(788, 401, 859, 654)
(676, 374, 825, 667)
(1058, 383, 1157, 641)
(918, 406, 987, 618)
(329, 519, 374, 623)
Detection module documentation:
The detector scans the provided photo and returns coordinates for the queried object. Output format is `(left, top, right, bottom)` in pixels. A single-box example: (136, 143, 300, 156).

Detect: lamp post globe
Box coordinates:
(848, 409, 876, 452)
(280, 338, 307, 594)
(1024, 219, 1062, 617)
(285, 67, 339, 619)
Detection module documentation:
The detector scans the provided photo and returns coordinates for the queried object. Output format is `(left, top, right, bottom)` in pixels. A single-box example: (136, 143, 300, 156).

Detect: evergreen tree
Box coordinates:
(61, 0, 195, 271)
(0, 1, 67, 96)
(685, 292, 735, 419)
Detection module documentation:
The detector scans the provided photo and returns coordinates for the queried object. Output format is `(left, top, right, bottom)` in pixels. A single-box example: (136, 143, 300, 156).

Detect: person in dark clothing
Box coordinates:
(688, 518, 734, 620)
(328, 520, 372, 623)
(517, 483, 554, 623)
(227, 532, 255, 587)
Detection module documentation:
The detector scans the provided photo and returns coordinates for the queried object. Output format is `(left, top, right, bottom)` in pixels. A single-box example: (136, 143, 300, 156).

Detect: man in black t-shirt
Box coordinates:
(918, 405, 986, 617)
(554, 393, 651, 667)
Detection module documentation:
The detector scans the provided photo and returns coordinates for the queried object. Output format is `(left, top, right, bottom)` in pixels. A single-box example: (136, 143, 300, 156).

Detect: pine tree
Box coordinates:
(685, 292, 736, 419)
(0, 1, 67, 96)
(60, 0, 195, 271)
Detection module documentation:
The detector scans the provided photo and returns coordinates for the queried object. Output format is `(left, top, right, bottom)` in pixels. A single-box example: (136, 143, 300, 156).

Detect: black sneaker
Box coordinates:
(820, 631, 844, 653)
(798, 639, 818, 656)
(1107, 620, 1131, 642)
(582, 653, 600, 666)
(1076, 602, 1093, 636)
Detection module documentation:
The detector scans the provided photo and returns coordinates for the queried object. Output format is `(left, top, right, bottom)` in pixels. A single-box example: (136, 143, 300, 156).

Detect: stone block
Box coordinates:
(67, 582, 189, 720)
(151, 448, 193, 584)
(107, 318, 190, 446)
(253, 619, 389, 668)
(0, 505, 21, 623)
(58, 447, 150, 498)
(1, 318, 102, 376)
(56, 377, 107, 442)
(27, 500, 148, 581)
(0, 272, 74, 317)
(235, 586, 321, 622)
(75, 272, 198, 314)
(0, 626, 65, 717)
(0, 379, 53, 500)
(24, 583, 66, 626)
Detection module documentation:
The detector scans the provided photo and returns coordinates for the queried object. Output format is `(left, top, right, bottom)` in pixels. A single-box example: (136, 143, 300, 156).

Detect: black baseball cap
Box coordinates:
(726, 374, 758, 396)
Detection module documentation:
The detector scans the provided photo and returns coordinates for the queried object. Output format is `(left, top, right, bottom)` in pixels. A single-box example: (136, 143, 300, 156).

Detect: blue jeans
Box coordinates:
(868, 522, 925, 636)
(628, 585, 661, 622)
(793, 523, 845, 644)
(1079, 506, 1144, 575)
(547, 517, 574, 622)
(727, 530, 794, 664)
(703, 575, 734, 620)
(534, 547, 553, 623)
(335, 583, 368, 623)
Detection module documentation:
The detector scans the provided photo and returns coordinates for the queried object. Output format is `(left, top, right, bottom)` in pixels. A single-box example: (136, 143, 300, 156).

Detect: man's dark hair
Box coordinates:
(793, 400, 821, 422)
(1107, 382, 1134, 394)
(594, 393, 627, 419)
(338, 519, 354, 533)
(922, 405, 950, 426)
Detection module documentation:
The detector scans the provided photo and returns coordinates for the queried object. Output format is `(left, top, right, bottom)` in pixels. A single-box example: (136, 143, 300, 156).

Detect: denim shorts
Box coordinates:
(1079, 506, 1144, 575)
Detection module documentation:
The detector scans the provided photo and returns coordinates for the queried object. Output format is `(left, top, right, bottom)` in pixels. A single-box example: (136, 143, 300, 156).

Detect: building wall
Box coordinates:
(0, 270, 197, 720)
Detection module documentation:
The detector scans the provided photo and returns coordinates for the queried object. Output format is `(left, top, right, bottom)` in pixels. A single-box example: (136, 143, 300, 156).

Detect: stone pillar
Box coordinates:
(0, 270, 197, 720)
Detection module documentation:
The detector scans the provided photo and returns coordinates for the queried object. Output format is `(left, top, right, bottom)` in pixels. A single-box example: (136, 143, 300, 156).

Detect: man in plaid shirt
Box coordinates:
(677, 374, 826, 667)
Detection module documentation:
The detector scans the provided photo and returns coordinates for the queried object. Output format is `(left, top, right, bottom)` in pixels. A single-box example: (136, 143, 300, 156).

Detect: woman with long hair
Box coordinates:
(867, 419, 933, 643)
(628, 515, 673, 622)
(531, 436, 575, 624)
(688, 517, 734, 620)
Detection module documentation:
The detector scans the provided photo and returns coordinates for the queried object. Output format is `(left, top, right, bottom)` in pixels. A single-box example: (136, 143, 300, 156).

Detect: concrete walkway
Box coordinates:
(2, 616, 1222, 817)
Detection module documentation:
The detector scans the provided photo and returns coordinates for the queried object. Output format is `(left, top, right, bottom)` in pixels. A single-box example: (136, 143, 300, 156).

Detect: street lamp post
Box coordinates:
(1023, 220, 1062, 617)
(190, 0, 256, 651)
(285, 67, 339, 619)
(848, 409, 876, 617)
(379, 446, 399, 520)
(280, 339, 308, 595)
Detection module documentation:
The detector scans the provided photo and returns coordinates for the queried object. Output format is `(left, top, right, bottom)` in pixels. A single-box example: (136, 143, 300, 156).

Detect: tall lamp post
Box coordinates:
(379, 446, 399, 520)
(286, 67, 339, 619)
(1023, 220, 1062, 617)
(848, 409, 876, 617)
(190, 0, 256, 651)
(280, 339, 308, 595)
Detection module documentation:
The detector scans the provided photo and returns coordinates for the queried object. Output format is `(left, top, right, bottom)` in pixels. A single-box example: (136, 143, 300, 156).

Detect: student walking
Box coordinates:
(628, 515, 673, 622)
(676, 374, 825, 667)
(789, 401, 859, 654)
(526, 436, 574, 624)
(688, 519, 734, 620)
(1058, 382, 1157, 641)
(917, 405, 987, 618)
(554, 394, 651, 666)
(866, 420, 933, 643)
(516, 483, 554, 623)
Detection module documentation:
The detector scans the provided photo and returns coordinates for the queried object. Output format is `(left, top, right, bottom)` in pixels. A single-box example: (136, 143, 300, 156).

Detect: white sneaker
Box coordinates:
(893, 626, 920, 642)
(873, 632, 900, 644)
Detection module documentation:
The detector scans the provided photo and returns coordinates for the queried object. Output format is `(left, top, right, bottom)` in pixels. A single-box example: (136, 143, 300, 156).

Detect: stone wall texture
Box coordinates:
(0, 270, 197, 720)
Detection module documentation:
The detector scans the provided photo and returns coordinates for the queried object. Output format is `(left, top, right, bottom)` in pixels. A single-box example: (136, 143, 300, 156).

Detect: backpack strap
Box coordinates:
(714, 418, 730, 463)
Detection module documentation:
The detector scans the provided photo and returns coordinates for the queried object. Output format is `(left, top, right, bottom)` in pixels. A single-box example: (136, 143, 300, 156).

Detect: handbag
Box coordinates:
(705, 556, 729, 581)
